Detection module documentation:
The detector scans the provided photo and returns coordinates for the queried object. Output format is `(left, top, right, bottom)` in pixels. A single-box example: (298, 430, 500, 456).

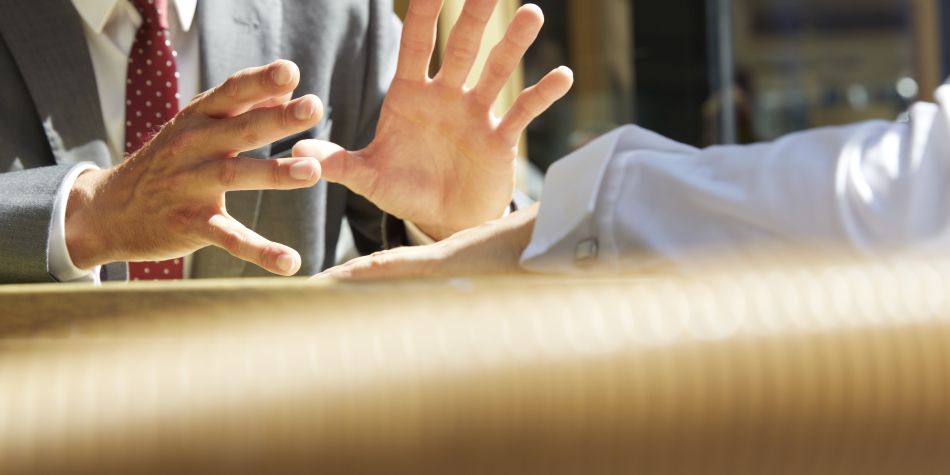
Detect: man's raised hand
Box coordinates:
(294, 0, 573, 241)
(66, 60, 322, 276)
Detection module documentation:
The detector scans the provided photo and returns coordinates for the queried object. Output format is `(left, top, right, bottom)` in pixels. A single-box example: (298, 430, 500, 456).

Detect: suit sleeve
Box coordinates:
(522, 81, 950, 273)
(0, 165, 77, 283)
(343, 0, 403, 255)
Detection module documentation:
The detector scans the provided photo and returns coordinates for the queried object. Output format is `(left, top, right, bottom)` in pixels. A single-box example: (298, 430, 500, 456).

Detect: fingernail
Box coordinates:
(273, 63, 293, 86)
(277, 254, 298, 274)
(289, 160, 317, 180)
(294, 97, 314, 120)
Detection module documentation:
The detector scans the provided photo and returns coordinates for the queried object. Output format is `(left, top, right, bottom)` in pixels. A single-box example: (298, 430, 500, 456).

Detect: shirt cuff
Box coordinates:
(520, 127, 633, 273)
(48, 163, 102, 284)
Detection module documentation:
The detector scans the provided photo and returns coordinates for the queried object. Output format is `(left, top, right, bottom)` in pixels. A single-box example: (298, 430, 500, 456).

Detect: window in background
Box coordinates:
(520, 0, 945, 174)
(522, 0, 637, 172)
(727, 0, 941, 144)
(521, 0, 712, 169)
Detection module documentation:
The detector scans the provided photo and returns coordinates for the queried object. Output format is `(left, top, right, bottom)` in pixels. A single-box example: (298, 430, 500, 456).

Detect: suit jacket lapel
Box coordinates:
(0, 0, 110, 169)
(192, 0, 284, 277)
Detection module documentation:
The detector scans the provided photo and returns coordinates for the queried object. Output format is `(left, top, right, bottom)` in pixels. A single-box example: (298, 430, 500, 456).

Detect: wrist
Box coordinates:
(416, 202, 515, 242)
(503, 203, 539, 259)
(432, 203, 538, 276)
(414, 221, 455, 242)
(65, 168, 114, 269)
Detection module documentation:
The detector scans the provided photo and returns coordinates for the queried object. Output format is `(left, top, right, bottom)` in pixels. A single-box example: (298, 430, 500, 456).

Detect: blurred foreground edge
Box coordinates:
(1, 257, 949, 474)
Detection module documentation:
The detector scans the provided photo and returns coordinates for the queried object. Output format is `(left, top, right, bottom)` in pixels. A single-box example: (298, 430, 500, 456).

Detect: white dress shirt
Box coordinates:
(50, 0, 198, 282)
(522, 79, 950, 273)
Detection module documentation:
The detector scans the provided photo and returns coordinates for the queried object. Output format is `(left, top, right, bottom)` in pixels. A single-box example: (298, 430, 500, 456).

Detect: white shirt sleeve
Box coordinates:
(522, 80, 950, 273)
(48, 163, 102, 284)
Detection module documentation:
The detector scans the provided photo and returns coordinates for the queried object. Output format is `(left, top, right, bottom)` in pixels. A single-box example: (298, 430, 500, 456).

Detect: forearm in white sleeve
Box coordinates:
(48, 163, 102, 284)
(522, 80, 950, 273)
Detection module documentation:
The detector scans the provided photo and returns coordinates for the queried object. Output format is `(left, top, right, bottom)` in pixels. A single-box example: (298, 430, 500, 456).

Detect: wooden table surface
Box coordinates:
(1, 263, 949, 474)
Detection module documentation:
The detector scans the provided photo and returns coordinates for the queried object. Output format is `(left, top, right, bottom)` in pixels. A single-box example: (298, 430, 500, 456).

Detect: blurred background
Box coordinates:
(394, 0, 948, 196)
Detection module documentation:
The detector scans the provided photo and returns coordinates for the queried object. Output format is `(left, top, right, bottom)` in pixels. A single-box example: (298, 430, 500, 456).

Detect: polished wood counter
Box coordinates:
(1, 262, 949, 474)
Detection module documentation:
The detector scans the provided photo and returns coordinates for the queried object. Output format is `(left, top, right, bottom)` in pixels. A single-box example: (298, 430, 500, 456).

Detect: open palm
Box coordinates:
(294, 0, 573, 241)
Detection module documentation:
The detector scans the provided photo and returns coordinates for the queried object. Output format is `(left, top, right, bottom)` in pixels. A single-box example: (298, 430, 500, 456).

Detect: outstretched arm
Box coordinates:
(317, 80, 950, 278)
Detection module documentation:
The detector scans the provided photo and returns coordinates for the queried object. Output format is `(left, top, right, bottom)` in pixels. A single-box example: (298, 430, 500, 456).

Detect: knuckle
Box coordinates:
(278, 104, 293, 129)
(400, 37, 430, 55)
(461, 7, 491, 24)
(261, 65, 276, 89)
(521, 92, 537, 111)
(218, 159, 238, 187)
(221, 75, 242, 99)
(508, 104, 528, 124)
(472, 88, 494, 108)
(236, 116, 260, 145)
(366, 253, 393, 272)
(533, 84, 555, 106)
(507, 30, 533, 50)
(269, 158, 282, 187)
(170, 129, 197, 155)
(486, 56, 510, 80)
(170, 207, 199, 234)
(259, 245, 277, 269)
(330, 261, 359, 279)
(447, 41, 478, 62)
(221, 229, 246, 254)
(520, 91, 540, 111)
(496, 48, 521, 74)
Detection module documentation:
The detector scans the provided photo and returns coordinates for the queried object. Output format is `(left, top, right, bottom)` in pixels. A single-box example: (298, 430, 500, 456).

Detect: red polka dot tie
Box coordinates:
(125, 0, 184, 281)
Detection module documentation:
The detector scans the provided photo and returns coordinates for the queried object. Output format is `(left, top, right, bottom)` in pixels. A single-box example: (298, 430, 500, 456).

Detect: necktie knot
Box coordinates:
(132, 0, 170, 30)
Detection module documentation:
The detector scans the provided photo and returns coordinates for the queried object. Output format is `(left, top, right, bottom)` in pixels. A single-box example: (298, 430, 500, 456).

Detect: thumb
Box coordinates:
(292, 139, 373, 193)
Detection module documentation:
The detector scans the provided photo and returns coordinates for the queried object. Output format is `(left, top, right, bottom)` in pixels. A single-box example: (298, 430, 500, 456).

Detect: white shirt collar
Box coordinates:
(72, 0, 197, 34)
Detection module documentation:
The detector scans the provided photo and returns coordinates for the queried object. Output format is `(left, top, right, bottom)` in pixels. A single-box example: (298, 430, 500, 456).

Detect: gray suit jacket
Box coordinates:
(0, 0, 401, 283)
